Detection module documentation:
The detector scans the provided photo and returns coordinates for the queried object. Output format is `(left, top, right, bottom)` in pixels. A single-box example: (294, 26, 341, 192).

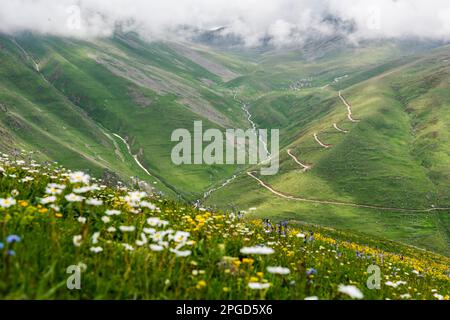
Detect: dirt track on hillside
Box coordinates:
(287, 149, 311, 171)
(339, 91, 360, 123)
(113, 133, 153, 178)
(246, 171, 450, 213)
(333, 123, 348, 133)
(314, 133, 331, 148)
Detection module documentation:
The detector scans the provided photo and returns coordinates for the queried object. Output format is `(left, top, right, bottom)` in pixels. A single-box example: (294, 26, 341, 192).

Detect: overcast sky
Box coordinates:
(1, 0, 449, 45)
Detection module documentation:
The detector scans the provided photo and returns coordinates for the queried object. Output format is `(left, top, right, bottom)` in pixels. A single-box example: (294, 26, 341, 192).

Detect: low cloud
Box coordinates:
(0, 0, 449, 46)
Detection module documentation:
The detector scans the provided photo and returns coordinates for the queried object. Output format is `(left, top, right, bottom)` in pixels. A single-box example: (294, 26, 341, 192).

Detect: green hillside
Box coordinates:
(0, 33, 448, 256)
(0, 33, 248, 199)
(0, 156, 449, 299)
(206, 44, 450, 255)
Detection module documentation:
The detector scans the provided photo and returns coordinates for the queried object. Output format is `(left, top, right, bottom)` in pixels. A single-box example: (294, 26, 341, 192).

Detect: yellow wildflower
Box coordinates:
(19, 200, 29, 207)
(196, 280, 207, 290)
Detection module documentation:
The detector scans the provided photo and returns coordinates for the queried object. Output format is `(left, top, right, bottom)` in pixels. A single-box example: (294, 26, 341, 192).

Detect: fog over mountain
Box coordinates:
(0, 0, 449, 46)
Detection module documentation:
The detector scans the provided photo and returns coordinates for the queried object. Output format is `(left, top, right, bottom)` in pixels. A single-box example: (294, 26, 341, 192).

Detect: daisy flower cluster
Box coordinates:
(0, 152, 449, 300)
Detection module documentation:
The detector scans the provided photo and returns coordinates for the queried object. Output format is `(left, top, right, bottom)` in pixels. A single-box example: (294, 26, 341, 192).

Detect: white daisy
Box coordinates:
(150, 244, 164, 251)
(338, 285, 364, 299)
(433, 293, 444, 300)
(68, 171, 90, 184)
(47, 183, 66, 190)
(119, 226, 136, 232)
(20, 176, 34, 183)
(122, 243, 134, 251)
(91, 232, 100, 244)
(40, 196, 57, 205)
(248, 282, 271, 290)
(140, 201, 157, 210)
(267, 266, 290, 275)
(143, 227, 156, 234)
(171, 231, 190, 243)
(86, 198, 103, 206)
(105, 209, 121, 216)
(151, 231, 168, 242)
(385, 280, 407, 288)
(101, 216, 111, 223)
(147, 217, 169, 227)
(0, 197, 16, 208)
(135, 233, 148, 246)
(90, 246, 103, 253)
(73, 186, 92, 194)
(77, 216, 87, 224)
(73, 235, 82, 247)
(65, 193, 84, 202)
(240, 246, 274, 255)
(46, 187, 62, 195)
(50, 204, 60, 212)
(170, 249, 191, 257)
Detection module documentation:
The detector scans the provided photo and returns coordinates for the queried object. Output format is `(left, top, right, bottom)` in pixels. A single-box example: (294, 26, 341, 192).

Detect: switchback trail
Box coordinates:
(287, 149, 311, 171)
(247, 172, 450, 213)
(333, 123, 348, 133)
(339, 91, 360, 123)
(314, 133, 331, 148)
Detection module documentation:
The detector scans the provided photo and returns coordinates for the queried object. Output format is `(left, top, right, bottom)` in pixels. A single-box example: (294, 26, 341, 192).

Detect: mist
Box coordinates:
(0, 0, 449, 46)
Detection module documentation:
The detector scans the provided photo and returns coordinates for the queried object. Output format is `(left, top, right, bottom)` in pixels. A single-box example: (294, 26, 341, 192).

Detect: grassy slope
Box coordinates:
(0, 35, 177, 196)
(0, 33, 253, 198)
(0, 159, 449, 299)
(207, 44, 450, 255)
(0, 34, 448, 254)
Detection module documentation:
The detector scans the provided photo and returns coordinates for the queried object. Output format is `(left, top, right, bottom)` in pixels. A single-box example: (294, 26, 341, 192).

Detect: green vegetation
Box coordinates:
(0, 156, 449, 299)
(206, 44, 450, 256)
(0, 33, 448, 258)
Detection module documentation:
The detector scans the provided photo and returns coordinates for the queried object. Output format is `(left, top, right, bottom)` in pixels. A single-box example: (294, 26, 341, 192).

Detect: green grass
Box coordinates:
(207, 45, 450, 256)
(0, 34, 246, 198)
(0, 156, 449, 299)
(0, 33, 448, 257)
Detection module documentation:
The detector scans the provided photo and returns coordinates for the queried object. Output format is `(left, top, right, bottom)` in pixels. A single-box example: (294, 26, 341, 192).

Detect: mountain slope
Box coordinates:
(0, 33, 250, 198)
(206, 44, 450, 255)
(0, 33, 448, 254)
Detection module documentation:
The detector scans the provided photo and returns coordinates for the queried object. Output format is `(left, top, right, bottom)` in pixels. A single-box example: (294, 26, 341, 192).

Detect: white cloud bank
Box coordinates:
(0, 0, 449, 45)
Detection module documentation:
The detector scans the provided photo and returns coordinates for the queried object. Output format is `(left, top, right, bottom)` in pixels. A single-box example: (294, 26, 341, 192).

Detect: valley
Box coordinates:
(0, 33, 449, 255)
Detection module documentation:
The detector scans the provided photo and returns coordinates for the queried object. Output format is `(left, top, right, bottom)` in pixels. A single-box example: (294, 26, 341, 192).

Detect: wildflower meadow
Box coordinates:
(0, 152, 449, 300)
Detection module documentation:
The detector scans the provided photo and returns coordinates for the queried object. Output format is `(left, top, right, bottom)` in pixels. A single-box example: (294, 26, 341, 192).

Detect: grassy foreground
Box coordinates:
(0, 152, 449, 300)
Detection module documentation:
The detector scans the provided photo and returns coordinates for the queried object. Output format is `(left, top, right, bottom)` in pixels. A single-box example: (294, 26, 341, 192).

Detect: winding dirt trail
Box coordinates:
(314, 133, 331, 148)
(112, 133, 153, 178)
(333, 123, 349, 133)
(287, 149, 311, 171)
(246, 172, 450, 213)
(339, 91, 360, 123)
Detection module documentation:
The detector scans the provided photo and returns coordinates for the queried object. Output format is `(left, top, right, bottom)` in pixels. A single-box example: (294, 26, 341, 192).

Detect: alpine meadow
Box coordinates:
(0, 0, 449, 302)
